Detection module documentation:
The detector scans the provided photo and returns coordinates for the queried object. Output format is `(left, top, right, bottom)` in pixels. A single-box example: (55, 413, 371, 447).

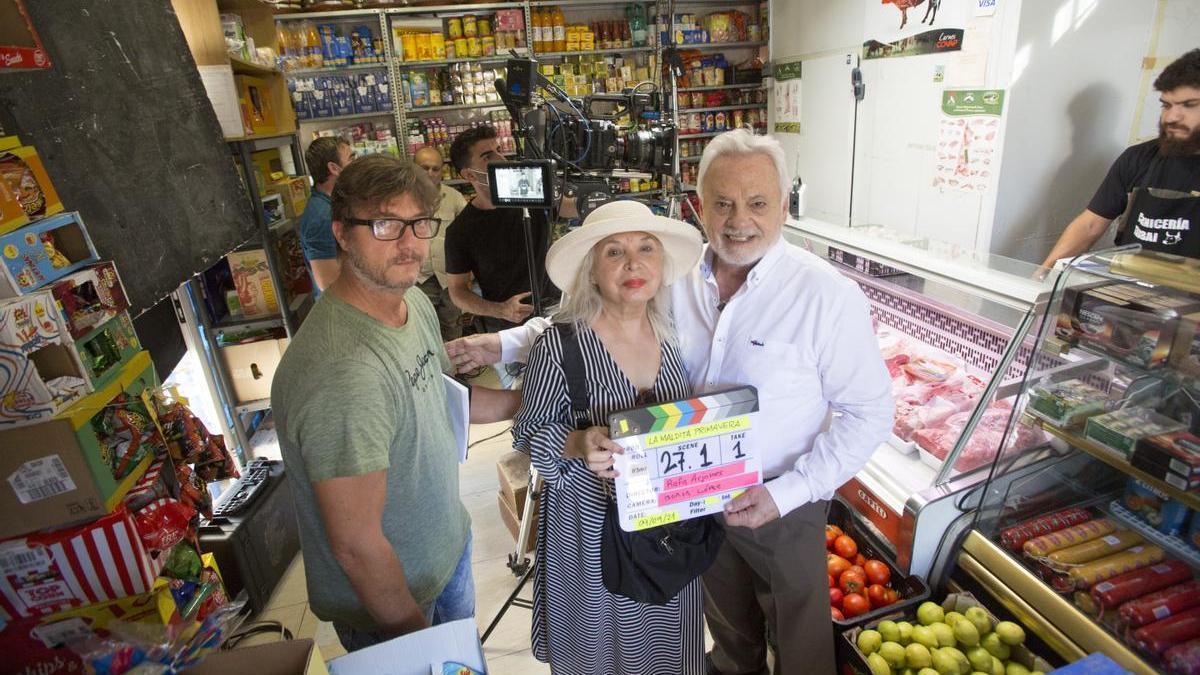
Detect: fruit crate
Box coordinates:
(830, 499, 931, 629)
(838, 592, 1054, 675)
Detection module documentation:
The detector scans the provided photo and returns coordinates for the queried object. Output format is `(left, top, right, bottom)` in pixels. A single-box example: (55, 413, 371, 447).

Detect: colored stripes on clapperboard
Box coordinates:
(609, 386, 758, 439)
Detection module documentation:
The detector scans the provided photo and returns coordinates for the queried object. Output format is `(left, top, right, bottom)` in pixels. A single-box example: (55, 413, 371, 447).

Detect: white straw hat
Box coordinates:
(545, 200, 704, 292)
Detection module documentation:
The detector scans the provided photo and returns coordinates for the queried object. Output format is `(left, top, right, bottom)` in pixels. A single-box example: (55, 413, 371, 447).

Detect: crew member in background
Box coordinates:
(1041, 48, 1200, 271)
(443, 125, 575, 385)
(273, 155, 520, 652)
(447, 130, 894, 675)
(299, 136, 354, 291)
(414, 146, 468, 340)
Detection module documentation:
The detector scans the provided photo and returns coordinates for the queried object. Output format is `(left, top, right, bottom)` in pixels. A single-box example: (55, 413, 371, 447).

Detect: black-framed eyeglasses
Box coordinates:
(344, 217, 442, 241)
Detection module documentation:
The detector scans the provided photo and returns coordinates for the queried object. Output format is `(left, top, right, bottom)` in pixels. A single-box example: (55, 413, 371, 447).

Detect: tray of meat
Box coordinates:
(914, 404, 1046, 475)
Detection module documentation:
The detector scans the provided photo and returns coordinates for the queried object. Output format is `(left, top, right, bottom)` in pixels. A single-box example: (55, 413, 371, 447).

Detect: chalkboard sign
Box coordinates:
(0, 0, 257, 321)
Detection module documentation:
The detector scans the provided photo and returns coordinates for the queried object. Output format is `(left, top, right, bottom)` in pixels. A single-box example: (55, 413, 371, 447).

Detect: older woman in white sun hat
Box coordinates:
(511, 200, 705, 674)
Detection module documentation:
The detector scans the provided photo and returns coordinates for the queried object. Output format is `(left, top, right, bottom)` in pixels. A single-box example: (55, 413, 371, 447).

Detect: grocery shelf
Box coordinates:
(285, 62, 389, 76)
(679, 103, 767, 113)
(229, 54, 280, 76)
(678, 40, 768, 51)
(530, 0, 656, 7)
(959, 530, 1156, 674)
(1036, 419, 1200, 511)
(678, 131, 724, 139)
(678, 83, 766, 92)
(679, 156, 700, 163)
(385, 2, 523, 14)
(534, 46, 655, 58)
(298, 110, 395, 124)
(406, 102, 506, 113)
(394, 54, 523, 69)
(234, 398, 273, 416)
(225, 130, 301, 143)
(213, 314, 284, 333)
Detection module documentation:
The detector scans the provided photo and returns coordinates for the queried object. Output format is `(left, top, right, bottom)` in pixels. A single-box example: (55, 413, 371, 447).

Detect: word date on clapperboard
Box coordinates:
(609, 386, 761, 532)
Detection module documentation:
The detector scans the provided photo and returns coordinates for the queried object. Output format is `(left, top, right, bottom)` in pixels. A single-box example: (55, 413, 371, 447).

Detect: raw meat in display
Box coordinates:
(914, 403, 1045, 473)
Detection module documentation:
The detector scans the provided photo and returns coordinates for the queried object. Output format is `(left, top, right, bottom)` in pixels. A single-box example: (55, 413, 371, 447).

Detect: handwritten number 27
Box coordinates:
(659, 450, 686, 474)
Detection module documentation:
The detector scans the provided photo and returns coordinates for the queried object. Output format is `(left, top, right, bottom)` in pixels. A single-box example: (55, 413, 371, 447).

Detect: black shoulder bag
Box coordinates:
(556, 322, 724, 605)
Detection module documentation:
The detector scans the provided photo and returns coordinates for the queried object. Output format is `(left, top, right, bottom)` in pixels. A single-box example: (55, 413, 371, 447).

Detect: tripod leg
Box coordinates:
(481, 560, 536, 644)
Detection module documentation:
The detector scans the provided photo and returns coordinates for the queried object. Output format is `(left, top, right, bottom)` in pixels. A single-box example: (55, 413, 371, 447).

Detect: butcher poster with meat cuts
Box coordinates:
(933, 88, 1004, 193)
(863, 0, 971, 60)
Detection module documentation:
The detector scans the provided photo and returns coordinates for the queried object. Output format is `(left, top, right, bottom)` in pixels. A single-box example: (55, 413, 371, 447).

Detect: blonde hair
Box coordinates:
(551, 244, 676, 345)
(697, 129, 790, 206)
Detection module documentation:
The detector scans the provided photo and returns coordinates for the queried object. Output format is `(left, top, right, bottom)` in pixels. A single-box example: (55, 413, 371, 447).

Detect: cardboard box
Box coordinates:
(236, 74, 280, 136)
(218, 337, 289, 404)
(185, 638, 329, 675)
(497, 490, 536, 554)
(72, 310, 142, 390)
(329, 618, 483, 675)
(47, 261, 131, 340)
(0, 351, 156, 539)
(0, 211, 100, 298)
(1065, 284, 1199, 369)
(226, 249, 280, 319)
(265, 176, 311, 220)
(0, 290, 91, 428)
(496, 450, 531, 512)
(0, 505, 163, 619)
(0, 137, 64, 235)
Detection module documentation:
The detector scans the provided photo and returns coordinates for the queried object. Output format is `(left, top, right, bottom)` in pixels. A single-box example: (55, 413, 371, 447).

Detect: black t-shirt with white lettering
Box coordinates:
(1088, 139, 1200, 220)
(444, 201, 558, 321)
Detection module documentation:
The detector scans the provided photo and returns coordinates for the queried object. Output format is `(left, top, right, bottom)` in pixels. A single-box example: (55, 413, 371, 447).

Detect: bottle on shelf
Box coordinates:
(621, 21, 631, 49)
(276, 23, 296, 70)
(552, 7, 567, 52)
(533, 9, 545, 53)
(304, 21, 323, 69)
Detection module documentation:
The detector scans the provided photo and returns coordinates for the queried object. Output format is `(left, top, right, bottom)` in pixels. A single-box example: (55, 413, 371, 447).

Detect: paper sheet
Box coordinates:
(443, 374, 470, 463)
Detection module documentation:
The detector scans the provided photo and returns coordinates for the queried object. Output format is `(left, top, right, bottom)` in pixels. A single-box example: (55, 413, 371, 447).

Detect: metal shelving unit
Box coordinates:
(175, 131, 309, 459)
(678, 83, 765, 92)
(679, 103, 766, 114)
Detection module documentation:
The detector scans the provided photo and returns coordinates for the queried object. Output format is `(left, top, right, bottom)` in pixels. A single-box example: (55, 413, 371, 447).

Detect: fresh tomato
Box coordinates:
(866, 584, 888, 608)
(825, 525, 840, 550)
(864, 560, 891, 586)
(883, 587, 900, 605)
(848, 565, 866, 579)
(842, 592, 870, 618)
(854, 553, 867, 567)
(829, 587, 844, 607)
(839, 570, 866, 595)
(833, 534, 858, 560)
(828, 573, 836, 588)
(831, 607, 845, 621)
(827, 554, 852, 580)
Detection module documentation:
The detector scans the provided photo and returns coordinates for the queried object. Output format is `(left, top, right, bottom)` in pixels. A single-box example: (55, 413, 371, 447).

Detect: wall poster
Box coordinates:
(933, 88, 1004, 192)
(863, 0, 972, 60)
(772, 60, 802, 134)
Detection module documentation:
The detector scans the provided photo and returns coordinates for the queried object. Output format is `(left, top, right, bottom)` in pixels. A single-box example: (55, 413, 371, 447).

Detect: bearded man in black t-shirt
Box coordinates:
(443, 126, 574, 337)
(1041, 48, 1200, 270)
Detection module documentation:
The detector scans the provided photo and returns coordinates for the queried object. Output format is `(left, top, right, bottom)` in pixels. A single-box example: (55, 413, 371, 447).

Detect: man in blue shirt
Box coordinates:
(300, 137, 354, 291)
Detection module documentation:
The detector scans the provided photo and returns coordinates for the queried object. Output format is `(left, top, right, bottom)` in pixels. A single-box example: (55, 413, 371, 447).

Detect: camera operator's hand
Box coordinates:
(499, 292, 534, 324)
(445, 334, 503, 372)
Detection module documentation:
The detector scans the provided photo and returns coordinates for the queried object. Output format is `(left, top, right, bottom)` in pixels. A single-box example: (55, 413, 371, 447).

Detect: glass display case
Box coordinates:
(784, 219, 1054, 582)
(964, 246, 1200, 674)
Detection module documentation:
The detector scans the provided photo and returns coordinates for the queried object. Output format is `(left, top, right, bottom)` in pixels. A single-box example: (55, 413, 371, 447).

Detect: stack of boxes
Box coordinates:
(0, 136, 233, 674)
(496, 450, 537, 553)
(289, 71, 392, 121)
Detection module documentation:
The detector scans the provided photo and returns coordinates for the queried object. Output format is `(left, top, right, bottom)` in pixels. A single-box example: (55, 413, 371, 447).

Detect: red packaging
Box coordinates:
(1001, 507, 1093, 551)
(1120, 580, 1200, 629)
(0, 506, 164, 619)
(1091, 559, 1193, 611)
(1131, 606, 1200, 657)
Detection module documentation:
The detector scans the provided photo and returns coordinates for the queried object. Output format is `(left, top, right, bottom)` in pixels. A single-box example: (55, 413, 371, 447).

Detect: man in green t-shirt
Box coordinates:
(272, 154, 520, 652)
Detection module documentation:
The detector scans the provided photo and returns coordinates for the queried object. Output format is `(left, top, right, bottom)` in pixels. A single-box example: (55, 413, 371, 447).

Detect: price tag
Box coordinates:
(610, 386, 762, 532)
(7, 455, 76, 504)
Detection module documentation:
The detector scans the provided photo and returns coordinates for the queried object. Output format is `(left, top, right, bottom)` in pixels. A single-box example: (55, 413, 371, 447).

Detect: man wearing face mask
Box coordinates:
(1041, 49, 1200, 271)
(443, 126, 561, 337)
(446, 130, 894, 674)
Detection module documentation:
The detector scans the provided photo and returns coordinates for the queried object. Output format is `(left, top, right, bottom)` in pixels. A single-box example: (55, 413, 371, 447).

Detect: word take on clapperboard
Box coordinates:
(610, 386, 762, 532)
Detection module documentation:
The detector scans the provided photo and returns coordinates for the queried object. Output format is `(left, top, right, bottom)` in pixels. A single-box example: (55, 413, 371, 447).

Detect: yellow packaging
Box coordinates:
(481, 36, 495, 56)
(415, 33, 432, 60)
(478, 18, 492, 37)
(581, 32, 595, 50)
(430, 33, 446, 59)
(402, 32, 419, 61)
(462, 15, 478, 38)
(454, 38, 468, 57)
(0, 138, 64, 235)
(566, 33, 580, 51)
(467, 37, 481, 57)
(447, 17, 463, 39)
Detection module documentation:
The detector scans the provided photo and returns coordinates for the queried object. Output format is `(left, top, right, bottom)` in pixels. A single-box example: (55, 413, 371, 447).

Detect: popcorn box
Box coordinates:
(0, 212, 100, 298)
(0, 137, 64, 236)
(0, 290, 91, 428)
(0, 505, 163, 619)
(226, 249, 280, 319)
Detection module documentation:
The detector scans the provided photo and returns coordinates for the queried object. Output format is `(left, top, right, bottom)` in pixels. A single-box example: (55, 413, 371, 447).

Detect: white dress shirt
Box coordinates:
(501, 237, 894, 517)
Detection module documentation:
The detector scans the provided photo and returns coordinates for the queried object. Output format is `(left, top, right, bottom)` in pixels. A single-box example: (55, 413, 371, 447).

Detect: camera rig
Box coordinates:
(496, 56, 678, 220)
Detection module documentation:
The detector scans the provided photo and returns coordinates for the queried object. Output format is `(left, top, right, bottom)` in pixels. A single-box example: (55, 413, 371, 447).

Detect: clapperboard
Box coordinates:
(609, 386, 761, 532)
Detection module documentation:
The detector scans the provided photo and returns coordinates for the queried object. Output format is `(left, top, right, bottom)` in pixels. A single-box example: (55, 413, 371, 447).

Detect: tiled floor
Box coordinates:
(242, 369, 551, 671)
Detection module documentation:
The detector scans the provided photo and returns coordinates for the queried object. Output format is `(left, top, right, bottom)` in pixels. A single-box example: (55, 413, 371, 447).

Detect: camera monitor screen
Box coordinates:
(488, 160, 555, 208)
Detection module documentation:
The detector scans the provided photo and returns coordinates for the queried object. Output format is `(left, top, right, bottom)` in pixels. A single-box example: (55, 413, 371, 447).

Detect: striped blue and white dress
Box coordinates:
(512, 324, 705, 675)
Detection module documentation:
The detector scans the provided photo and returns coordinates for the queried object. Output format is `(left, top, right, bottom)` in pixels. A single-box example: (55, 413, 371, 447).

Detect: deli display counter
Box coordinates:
(962, 246, 1200, 674)
(784, 219, 1056, 582)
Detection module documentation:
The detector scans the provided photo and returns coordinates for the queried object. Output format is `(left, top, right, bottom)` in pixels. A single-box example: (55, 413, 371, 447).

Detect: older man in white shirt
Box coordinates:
(448, 130, 893, 675)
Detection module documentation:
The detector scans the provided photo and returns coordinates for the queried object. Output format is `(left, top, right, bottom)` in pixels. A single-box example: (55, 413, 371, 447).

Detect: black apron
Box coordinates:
(1116, 186, 1200, 258)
